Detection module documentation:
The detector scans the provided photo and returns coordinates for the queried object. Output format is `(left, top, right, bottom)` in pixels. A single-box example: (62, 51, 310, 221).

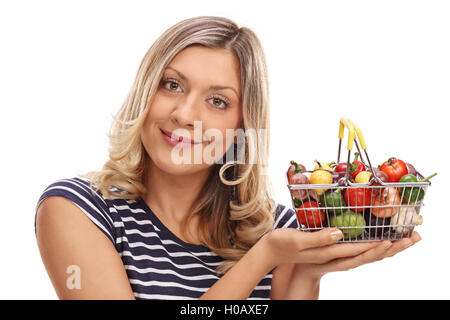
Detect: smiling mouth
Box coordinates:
(160, 129, 202, 145)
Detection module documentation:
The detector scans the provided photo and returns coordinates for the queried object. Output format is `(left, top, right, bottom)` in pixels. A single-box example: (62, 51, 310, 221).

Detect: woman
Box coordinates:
(34, 16, 420, 300)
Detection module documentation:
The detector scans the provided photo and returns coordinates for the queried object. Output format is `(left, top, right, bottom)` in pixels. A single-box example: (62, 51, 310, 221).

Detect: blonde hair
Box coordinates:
(80, 16, 276, 274)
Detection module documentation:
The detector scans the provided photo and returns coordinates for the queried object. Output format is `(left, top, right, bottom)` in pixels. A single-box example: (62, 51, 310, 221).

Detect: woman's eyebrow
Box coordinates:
(165, 66, 239, 98)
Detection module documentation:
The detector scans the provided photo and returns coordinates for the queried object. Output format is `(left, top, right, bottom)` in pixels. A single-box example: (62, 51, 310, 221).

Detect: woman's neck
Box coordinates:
(142, 160, 212, 224)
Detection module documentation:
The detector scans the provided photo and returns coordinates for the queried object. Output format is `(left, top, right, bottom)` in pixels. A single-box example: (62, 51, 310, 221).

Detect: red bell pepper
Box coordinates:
(296, 201, 325, 228)
(349, 152, 365, 179)
(344, 187, 372, 212)
(335, 152, 365, 179)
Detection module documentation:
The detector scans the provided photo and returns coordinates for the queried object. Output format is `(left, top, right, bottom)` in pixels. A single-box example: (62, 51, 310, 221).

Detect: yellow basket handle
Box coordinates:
(338, 118, 367, 150)
(337, 118, 376, 185)
(347, 119, 367, 150)
(339, 118, 355, 150)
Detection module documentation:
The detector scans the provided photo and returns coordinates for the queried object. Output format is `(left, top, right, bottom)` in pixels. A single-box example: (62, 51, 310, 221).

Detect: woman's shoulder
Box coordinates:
(36, 175, 131, 208)
(36, 176, 110, 211)
(272, 202, 299, 230)
(35, 176, 120, 244)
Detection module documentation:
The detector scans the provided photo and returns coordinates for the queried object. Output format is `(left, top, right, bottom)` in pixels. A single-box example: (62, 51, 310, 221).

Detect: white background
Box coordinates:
(1, 0, 448, 299)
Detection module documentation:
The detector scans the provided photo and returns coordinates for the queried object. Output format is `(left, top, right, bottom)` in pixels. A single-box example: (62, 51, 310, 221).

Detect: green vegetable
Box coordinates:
(320, 189, 346, 214)
(293, 197, 302, 208)
(399, 173, 437, 203)
(329, 209, 366, 239)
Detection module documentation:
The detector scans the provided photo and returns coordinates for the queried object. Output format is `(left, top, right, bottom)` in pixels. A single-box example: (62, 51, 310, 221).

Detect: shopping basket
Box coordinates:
(287, 118, 434, 242)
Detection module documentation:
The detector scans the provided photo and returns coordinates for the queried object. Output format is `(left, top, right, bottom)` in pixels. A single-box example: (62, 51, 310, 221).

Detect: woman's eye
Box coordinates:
(161, 78, 229, 110)
(208, 97, 229, 110)
(162, 80, 182, 93)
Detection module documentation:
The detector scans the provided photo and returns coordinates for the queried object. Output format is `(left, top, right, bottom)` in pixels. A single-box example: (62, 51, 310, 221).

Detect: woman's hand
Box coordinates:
(281, 231, 422, 299)
(266, 227, 384, 300)
(297, 231, 421, 277)
(262, 227, 382, 268)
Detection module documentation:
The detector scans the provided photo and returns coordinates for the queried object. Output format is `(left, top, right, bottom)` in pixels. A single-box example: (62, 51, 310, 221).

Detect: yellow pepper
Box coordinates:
(314, 160, 335, 172)
(355, 171, 372, 184)
(310, 169, 333, 196)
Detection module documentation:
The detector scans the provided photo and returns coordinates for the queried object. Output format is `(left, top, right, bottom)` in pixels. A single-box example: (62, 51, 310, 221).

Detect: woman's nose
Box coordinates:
(170, 94, 200, 128)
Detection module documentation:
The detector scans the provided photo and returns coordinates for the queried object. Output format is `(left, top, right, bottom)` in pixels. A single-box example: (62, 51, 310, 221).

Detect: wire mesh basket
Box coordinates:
(287, 118, 435, 242)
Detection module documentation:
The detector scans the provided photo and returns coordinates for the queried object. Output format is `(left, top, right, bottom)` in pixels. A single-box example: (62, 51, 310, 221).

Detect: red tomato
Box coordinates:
(344, 187, 372, 212)
(296, 201, 325, 228)
(379, 157, 408, 182)
(334, 162, 347, 173)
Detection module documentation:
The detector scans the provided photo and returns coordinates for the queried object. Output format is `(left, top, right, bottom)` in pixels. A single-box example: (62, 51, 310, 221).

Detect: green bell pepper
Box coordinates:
(320, 189, 346, 213)
(400, 173, 437, 203)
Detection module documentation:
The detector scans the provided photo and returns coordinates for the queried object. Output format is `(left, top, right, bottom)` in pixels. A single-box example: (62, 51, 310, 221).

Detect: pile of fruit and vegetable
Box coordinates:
(287, 155, 437, 241)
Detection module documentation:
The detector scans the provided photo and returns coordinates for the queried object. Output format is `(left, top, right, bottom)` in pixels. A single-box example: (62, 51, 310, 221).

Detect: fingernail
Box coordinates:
(330, 230, 343, 241)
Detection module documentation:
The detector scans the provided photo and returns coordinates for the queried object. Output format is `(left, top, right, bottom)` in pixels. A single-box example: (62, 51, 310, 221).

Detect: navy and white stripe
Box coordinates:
(35, 177, 299, 300)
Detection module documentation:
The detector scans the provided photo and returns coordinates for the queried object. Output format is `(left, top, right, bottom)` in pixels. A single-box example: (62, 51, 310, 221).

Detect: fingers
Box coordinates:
(297, 241, 380, 264)
(410, 231, 422, 242)
(295, 228, 344, 251)
(324, 232, 422, 272)
(384, 231, 422, 258)
(284, 228, 422, 267)
(294, 229, 383, 264)
(324, 240, 393, 271)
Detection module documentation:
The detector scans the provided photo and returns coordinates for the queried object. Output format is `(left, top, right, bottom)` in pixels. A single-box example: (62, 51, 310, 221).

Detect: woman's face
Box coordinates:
(140, 45, 243, 176)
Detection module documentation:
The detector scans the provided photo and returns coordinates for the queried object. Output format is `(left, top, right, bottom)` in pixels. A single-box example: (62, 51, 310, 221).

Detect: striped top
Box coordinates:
(34, 177, 299, 300)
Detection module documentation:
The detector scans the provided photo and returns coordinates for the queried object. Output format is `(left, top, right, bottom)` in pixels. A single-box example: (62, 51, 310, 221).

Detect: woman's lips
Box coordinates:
(160, 128, 201, 147)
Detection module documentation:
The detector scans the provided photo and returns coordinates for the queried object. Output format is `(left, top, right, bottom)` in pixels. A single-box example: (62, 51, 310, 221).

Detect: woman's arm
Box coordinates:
(200, 228, 375, 300)
(270, 263, 295, 299)
(199, 235, 275, 299)
(36, 196, 136, 299)
(270, 263, 320, 300)
(200, 228, 347, 299)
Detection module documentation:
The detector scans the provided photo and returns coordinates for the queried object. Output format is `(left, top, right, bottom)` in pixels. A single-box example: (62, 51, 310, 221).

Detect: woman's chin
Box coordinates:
(150, 152, 213, 176)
